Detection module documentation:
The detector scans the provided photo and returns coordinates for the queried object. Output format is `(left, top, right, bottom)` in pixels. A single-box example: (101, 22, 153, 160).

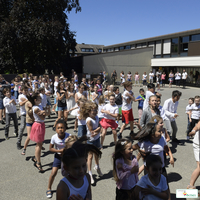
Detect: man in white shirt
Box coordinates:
(182, 69, 187, 89)
(163, 90, 182, 143)
(149, 70, 154, 83)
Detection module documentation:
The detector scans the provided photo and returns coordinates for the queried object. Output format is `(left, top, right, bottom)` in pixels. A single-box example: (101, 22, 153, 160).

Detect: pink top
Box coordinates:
(161, 74, 166, 80)
(115, 156, 139, 190)
(135, 74, 139, 81)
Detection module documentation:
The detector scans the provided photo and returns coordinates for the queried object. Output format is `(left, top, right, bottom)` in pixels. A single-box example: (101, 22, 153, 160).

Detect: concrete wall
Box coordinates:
(83, 47, 153, 82)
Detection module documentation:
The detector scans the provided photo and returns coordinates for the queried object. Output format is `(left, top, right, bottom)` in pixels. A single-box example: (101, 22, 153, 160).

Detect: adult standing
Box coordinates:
(175, 71, 181, 87)
(182, 69, 188, 89)
(126, 71, 132, 82)
(111, 70, 117, 85)
(161, 71, 166, 87)
(149, 70, 154, 83)
(142, 72, 147, 87)
(168, 70, 174, 88)
(134, 72, 140, 86)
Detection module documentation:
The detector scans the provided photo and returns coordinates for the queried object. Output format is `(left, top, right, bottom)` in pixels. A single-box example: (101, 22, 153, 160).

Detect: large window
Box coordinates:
(81, 48, 94, 52)
(191, 34, 200, 41)
(155, 41, 161, 55)
(171, 38, 178, 54)
(163, 39, 171, 54)
(119, 46, 124, 50)
(125, 45, 131, 49)
(180, 36, 188, 57)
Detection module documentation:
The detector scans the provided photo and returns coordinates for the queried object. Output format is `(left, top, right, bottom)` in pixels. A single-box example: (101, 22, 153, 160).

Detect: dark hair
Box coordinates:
(146, 154, 162, 168)
(189, 97, 194, 102)
(147, 83, 155, 89)
(139, 88, 144, 93)
(172, 90, 182, 98)
(156, 95, 161, 100)
(38, 87, 44, 93)
(55, 119, 66, 129)
(194, 95, 200, 99)
(29, 92, 40, 105)
(113, 87, 119, 92)
(113, 138, 132, 182)
(20, 85, 28, 91)
(109, 94, 115, 99)
(123, 81, 132, 88)
(3, 87, 11, 94)
(57, 82, 64, 91)
(62, 137, 102, 167)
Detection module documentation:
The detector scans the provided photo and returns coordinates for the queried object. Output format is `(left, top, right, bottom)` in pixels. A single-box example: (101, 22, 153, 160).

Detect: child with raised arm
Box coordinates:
(113, 138, 139, 200)
(118, 81, 135, 139)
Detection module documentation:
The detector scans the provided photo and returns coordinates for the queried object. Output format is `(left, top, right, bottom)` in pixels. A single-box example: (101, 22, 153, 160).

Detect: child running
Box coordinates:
(113, 138, 139, 200)
(46, 119, 70, 198)
(100, 94, 119, 147)
(132, 155, 169, 200)
(56, 139, 102, 200)
(118, 81, 135, 139)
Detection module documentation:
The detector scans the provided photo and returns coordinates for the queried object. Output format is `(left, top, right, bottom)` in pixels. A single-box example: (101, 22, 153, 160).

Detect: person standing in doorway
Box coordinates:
(175, 71, 181, 88)
(182, 69, 188, 89)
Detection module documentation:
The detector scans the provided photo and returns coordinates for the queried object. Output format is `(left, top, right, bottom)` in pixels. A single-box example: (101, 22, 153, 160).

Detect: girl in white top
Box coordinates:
(46, 119, 70, 198)
(100, 94, 119, 147)
(91, 85, 99, 104)
(133, 155, 168, 200)
(57, 139, 102, 200)
(29, 92, 46, 172)
(188, 121, 200, 189)
(126, 71, 132, 82)
(120, 71, 125, 85)
(97, 95, 105, 121)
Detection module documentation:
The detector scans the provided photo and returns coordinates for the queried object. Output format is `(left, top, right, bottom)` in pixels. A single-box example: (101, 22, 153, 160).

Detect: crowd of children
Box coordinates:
(0, 72, 198, 200)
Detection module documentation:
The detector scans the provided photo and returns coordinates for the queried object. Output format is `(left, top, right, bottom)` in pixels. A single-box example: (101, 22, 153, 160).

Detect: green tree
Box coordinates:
(0, 0, 81, 74)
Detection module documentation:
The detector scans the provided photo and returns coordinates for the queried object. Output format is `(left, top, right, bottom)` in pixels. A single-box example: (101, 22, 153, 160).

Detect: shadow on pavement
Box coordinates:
(92, 170, 113, 186)
(168, 172, 182, 183)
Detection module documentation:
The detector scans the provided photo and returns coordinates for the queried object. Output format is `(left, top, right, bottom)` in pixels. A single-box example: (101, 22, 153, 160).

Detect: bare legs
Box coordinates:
(189, 161, 200, 188)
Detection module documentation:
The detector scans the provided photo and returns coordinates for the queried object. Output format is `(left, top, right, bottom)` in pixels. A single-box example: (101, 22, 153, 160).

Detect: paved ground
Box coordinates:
(0, 85, 200, 200)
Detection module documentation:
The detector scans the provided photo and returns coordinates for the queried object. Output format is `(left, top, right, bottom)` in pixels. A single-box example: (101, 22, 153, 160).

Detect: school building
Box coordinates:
(76, 28, 200, 84)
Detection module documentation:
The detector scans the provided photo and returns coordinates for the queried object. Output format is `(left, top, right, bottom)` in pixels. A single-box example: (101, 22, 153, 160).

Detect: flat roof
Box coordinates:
(104, 28, 200, 48)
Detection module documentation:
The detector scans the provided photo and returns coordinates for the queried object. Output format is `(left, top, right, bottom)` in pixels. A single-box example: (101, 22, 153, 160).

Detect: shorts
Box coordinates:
(26, 123, 33, 127)
(54, 97, 57, 104)
(122, 109, 134, 124)
(100, 118, 118, 130)
(57, 106, 67, 111)
(0, 100, 4, 109)
(78, 125, 87, 137)
(87, 137, 101, 148)
(138, 109, 143, 119)
(47, 99, 51, 106)
(52, 153, 62, 168)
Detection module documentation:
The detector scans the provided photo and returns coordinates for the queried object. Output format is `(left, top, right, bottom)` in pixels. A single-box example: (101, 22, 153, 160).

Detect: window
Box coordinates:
(125, 45, 131, 49)
(81, 48, 94, 52)
(119, 46, 124, 50)
(148, 42, 154, 47)
(191, 34, 200, 41)
(171, 38, 178, 54)
(114, 47, 119, 51)
(181, 36, 189, 43)
(172, 38, 178, 44)
(141, 43, 147, 47)
(131, 45, 135, 49)
(103, 49, 106, 53)
(163, 55, 170, 58)
(136, 44, 141, 48)
(180, 43, 188, 52)
(163, 39, 171, 54)
(155, 41, 161, 55)
(98, 49, 102, 53)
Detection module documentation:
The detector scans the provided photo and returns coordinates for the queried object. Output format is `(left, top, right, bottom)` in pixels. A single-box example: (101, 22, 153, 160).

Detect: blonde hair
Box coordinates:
(99, 95, 105, 105)
(79, 101, 98, 120)
(64, 135, 78, 150)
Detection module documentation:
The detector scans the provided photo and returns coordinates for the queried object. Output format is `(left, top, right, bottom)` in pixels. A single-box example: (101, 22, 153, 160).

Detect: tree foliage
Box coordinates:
(0, 0, 81, 74)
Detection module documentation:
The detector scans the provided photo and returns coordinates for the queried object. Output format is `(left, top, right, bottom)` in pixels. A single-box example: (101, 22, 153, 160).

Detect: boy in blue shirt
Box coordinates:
(135, 88, 145, 124)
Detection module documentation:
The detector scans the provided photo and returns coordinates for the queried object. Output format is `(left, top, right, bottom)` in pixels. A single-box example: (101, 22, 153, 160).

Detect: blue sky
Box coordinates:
(67, 0, 200, 46)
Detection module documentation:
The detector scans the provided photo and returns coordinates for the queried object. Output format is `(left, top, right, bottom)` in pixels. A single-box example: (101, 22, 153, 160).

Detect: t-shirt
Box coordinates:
(175, 73, 181, 80)
(54, 81, 58, 96)
(91, 92, 99, 104)
(32, 105, 44, 123)
(136, 174, 168, 200)
(40, 93, 47, 108)
(57, 90, 67, 108)
(138, 136, 167, 168)
(143, 91, 154, 111)
(161, 74, 166, 80)
(136, 95, 145, 109)
(86, 116, 100, 141)
(182, 72, 188, 79)
(50, 132, 70, 154)
(142, 74, 147, 80)
(149, 73, 154, 80)
(98, 104, 105, 119)
(77, 110, 86, 126)
(185, 104, 192, 114)
(19, 94, 27, 115)
(193, 131, 200, 145)
(188, 103, 200, 120)
(122, 90, 134, 111)
(103, 103, 119, 120)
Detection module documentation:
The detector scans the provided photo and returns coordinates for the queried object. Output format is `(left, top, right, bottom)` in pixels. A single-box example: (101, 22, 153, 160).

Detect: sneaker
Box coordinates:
(117, 132, 122, 139)
(17, 142, 22, 150)
(5, 136, 9, 140)
(1, 120, 5, 125)
(94, 166, 103, 177)
(89, 173, 94, 184)
(46, 190, 52, 198)
(13, 132, 18, 137)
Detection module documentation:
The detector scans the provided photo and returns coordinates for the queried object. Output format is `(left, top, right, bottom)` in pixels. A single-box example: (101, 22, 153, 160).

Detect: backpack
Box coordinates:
(115, 93, 122, 105)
